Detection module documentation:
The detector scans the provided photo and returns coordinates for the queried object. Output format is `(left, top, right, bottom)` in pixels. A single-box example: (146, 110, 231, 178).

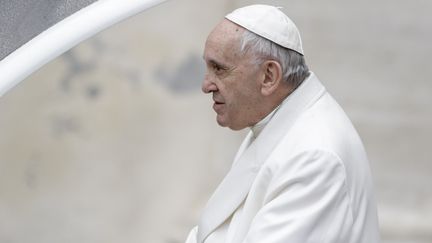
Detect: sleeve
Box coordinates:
(242, 150, 354, 243)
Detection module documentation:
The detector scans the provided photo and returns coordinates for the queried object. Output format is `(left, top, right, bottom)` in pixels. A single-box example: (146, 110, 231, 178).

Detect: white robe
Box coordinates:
(185, 72, 380, 243)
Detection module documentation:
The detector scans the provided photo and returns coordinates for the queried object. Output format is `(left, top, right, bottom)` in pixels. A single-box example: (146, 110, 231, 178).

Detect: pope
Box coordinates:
(185, 4, 381, 243)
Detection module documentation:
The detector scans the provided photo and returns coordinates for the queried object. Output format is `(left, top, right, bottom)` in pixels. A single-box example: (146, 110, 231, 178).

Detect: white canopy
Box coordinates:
(0, 0, 166, 97)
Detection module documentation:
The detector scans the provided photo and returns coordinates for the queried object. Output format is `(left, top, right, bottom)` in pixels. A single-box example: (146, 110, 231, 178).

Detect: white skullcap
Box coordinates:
(225, 4, 304, 55)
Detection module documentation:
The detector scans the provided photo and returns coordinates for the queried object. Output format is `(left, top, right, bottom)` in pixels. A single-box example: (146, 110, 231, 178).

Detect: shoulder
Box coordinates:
(273, 91, 367, 166)
(265, 148, 347, 185)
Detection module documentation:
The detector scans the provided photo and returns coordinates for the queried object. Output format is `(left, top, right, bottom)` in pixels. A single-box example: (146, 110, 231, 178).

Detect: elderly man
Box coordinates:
(185, 4, 380, 243)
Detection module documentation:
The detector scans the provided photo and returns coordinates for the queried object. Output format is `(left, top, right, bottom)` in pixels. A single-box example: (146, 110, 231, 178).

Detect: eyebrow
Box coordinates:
(207, 58, 228, 70)
(203, 54, 221, 65)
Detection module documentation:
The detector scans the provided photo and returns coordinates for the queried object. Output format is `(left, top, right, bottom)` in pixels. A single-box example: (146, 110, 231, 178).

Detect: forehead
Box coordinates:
(204, 20, 244, 64)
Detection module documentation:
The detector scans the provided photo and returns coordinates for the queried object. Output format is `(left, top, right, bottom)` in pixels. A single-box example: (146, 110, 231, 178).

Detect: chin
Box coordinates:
(228, 124, 247, 131)
(220, 120, 245, 131)
(216, 116, 245, 131)
(216, 115, 230, 128)
(216, 118, 228, 127)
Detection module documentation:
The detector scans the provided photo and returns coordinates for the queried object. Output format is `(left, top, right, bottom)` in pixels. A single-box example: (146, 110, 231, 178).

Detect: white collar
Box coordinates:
(250, 96, 289, 139)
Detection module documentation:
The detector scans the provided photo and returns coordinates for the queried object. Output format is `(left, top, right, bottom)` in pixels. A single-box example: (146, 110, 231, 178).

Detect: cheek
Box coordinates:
(223, 71, 259, 109)
(226, 93, 253, 118)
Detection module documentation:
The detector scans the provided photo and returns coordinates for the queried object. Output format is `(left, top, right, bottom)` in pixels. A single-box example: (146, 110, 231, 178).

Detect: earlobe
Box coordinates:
(261, 60, 282, 96)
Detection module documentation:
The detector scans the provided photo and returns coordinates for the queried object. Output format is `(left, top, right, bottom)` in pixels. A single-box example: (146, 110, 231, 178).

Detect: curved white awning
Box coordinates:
(0, 0, 167, 97)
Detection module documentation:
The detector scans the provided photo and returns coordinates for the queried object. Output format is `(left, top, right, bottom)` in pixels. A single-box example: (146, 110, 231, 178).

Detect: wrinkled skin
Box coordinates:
(202, 19, 291, 130)
(202, 20, 265, 130)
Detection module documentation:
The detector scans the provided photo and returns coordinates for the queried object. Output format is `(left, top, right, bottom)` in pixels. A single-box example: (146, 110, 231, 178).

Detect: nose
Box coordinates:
(202, 73, 218, 94)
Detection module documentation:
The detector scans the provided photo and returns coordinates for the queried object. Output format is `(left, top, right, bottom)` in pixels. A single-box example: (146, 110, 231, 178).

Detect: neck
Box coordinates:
(250, 90, 291, 138)
(254, 85, 292, 125)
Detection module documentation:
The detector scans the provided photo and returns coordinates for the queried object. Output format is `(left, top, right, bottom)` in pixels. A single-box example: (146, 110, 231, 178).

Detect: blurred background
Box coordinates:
(0, 0, 431, 242)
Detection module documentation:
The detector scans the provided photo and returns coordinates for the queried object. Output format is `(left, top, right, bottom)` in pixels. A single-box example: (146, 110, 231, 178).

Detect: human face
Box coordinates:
(202, 20, 264, 130)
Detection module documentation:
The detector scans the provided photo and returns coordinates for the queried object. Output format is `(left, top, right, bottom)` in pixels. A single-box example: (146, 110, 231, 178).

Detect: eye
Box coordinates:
(206, 60, 227, 75)
(212, 63, 225, 73)
(212, 63, 221, 71)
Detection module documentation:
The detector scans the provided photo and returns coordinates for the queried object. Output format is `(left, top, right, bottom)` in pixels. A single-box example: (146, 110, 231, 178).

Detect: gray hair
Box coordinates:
(239, 29, 309, 89)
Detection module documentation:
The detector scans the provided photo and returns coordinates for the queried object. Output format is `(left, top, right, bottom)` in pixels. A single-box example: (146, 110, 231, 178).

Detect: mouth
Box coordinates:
(212, 100, 224, 112)
(212, 96, 224, 105)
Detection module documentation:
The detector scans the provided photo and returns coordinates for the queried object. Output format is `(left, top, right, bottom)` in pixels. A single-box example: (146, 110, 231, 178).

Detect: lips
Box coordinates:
(212, 94, 224, 112)
(213, 96, 223, 103)
(212, 100, 224, 112)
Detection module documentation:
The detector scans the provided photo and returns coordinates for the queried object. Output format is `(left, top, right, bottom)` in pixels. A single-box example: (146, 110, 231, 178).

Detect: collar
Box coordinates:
(250, 96, 290, 139)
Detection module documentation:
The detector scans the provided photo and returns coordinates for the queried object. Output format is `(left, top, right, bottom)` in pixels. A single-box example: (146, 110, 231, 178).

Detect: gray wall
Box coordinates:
(0, 0, 431, 242)
(0, 0, 97, 60)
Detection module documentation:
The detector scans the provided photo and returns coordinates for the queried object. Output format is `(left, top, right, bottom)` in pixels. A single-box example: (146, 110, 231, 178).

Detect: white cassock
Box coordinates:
(185, 72, 381, 243)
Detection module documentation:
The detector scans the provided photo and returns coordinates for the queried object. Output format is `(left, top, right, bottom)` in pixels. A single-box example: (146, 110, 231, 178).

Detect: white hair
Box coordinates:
(239, 29, 309, 89)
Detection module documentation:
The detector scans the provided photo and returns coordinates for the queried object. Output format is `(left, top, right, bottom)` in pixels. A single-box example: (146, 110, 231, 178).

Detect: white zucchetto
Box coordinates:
(225, 4, 304, 55)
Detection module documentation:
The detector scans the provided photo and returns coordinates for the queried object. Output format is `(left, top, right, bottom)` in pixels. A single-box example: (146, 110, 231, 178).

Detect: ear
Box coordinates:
(260, 60, 283, 96)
